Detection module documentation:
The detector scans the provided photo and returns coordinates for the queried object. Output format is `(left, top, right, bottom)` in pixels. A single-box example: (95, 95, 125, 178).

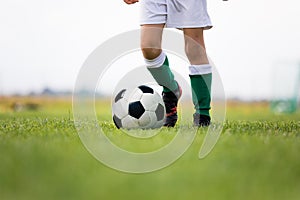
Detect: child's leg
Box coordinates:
(183, 28, 212, 126)
(141, 25, 181, 127)
(141, 24, 178, 93)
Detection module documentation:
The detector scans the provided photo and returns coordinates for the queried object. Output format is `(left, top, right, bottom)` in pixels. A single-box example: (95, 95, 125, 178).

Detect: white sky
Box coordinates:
(1, 0, 300, 99)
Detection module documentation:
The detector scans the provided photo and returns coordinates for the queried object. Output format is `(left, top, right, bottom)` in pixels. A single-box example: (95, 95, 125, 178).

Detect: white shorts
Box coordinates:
(140, 0, 213, 29)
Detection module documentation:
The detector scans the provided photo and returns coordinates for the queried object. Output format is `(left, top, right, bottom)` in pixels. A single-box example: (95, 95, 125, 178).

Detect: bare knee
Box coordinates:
(141, 35, 162, 59)
(183, 28, 209, 65)
(185, 38, 208, 64)
(140, 24, 164, 60)
(141, 48, 162, 60)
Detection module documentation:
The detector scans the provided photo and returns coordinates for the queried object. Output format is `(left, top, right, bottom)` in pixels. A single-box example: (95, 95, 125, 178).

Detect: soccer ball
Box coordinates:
(112, 85, 165, 129)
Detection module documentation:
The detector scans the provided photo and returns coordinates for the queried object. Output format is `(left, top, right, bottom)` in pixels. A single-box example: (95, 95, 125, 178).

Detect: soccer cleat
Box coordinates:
(162, 83, 182, 127)
(193, 113, 211, 127)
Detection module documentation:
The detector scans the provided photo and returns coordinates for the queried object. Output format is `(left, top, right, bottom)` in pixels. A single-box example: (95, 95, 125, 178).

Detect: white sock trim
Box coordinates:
(189, 64, 212, 75)
(144, 51, 166, 68)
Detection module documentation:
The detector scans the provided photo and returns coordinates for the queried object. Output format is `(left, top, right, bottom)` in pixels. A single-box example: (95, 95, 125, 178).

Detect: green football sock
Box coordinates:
(147, 56, 178, 93)
(190, 73, 212, 116)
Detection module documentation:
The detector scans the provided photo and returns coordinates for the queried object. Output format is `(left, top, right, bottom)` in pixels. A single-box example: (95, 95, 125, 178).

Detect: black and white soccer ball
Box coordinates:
(112, 85, 165, 129)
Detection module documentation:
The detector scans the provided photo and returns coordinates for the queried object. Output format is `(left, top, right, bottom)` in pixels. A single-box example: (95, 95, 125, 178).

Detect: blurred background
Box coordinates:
(0, 0, 299, 104)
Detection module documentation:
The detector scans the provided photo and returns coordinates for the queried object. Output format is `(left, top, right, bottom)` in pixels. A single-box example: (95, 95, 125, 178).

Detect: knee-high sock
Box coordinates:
(145, 51, 178, 93)
(189, 64, 212, 116)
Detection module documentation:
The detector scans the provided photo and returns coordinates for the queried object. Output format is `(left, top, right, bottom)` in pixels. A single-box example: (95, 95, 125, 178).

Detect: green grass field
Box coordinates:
(0, 97, 300, 200)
